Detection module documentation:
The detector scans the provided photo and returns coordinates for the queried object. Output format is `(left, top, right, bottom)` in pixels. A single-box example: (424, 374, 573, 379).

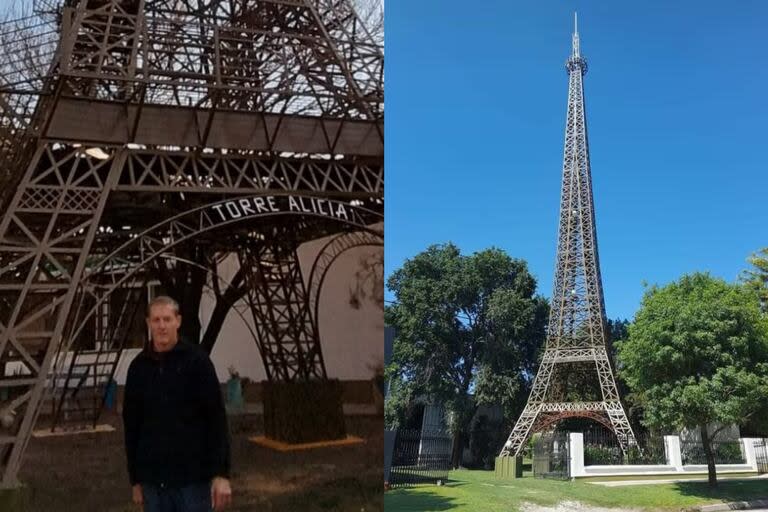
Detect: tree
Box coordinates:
(349, 250, 384, 310)
(384, 374, 414, 429)
(616, 273, 768, 487)
(607, 318, 630, 347)
(0, 1, 56, 88)
(385, 243, 548, 467)
(150, 245, 250, 354)
(740, 247, 768, 313)
(605, 317, 645, 427)
(0, 1, 57, 208)
(352, 0, 383, 45)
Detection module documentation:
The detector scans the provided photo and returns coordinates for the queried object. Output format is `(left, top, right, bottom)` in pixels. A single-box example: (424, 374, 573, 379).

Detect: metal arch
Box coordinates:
(57, 194, 383, 367)
(306, 229, 383, 335)
(89, 195, 381, 279)
(501, 19, 635, 458)
(533, 411, 614, 434)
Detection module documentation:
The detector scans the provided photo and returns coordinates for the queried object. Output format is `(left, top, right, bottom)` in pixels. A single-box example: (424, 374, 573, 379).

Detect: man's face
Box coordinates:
(146, 303, 182, 352)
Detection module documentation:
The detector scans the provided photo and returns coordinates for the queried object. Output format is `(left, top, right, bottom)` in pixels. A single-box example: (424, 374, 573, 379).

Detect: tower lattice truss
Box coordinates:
(0, 0, 383, 487)
(499, 19, 636, 458)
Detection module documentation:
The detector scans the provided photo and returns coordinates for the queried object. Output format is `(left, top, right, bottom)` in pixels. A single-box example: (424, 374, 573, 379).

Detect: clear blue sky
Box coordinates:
(385, 0, 768, 320)
(2, 0, 764, 320)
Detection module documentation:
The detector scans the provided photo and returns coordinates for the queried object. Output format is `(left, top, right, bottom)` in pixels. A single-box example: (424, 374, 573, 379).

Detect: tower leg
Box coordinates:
(0, 144, 123, 487)
(499, 358, 556, 457)
(594, 347, 637, 450)
(499, 403, 543, 457)
(239, 232, 345, 443)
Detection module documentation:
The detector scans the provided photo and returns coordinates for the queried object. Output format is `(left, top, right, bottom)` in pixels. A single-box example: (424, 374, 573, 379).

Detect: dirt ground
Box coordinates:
(16, 411, 383, 512)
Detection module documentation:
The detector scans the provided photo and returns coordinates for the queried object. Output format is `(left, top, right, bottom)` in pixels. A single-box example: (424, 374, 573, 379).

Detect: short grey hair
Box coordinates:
(147, 295, 180, 317)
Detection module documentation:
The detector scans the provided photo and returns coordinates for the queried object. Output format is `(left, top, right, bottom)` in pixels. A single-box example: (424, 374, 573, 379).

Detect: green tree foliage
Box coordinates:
(607, 318, 630, 348)
(605, 317, 649, 429)
(616, 273, 768, 487)
(740, 247, 768, 313)
(385, 243, 548, 466)
(738, 251, 768, 435)
(384, 375, 414, 429)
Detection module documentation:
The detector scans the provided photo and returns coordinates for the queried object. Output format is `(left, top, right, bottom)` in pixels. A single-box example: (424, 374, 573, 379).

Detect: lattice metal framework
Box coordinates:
(500, 16, 635, 458)
(239, 233, 324, 381)
(51, 280, 146, 428)
(0, 0, 383, 487)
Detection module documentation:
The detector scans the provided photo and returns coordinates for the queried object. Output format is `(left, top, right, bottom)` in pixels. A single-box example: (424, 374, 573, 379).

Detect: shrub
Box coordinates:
(584, 445, 618, 465)
(715, 442, 744, 464)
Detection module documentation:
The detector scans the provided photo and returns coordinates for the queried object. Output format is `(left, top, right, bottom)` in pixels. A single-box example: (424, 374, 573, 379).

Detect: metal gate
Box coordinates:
(388, 429, 452, 487)
(756, 439, 768, 474)
(532, 431, 571, 480)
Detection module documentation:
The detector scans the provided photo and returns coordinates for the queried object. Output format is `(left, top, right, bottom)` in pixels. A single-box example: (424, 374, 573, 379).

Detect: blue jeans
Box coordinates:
(142, 481, 212, 512)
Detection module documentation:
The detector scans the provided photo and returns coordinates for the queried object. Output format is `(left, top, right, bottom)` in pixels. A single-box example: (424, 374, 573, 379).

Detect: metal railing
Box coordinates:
(756, 439, 768, 474)
(680, 439, 745, 465)
(388, 429, 452, 488)
(532, 431, 570, 480)
(583, 430, 667, 465)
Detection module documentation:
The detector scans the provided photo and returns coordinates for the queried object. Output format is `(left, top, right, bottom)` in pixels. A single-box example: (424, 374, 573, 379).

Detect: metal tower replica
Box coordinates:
(499, 15, 635, 458)
(0, 0, 383, 487)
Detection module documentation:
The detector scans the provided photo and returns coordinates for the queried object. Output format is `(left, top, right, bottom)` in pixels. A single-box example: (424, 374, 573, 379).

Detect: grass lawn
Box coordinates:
(384, 469, 768, 512)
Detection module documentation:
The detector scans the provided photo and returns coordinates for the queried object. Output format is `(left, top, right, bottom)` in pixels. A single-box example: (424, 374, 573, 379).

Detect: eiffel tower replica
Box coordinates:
(0, 0, 382, 487)
(499, 15, 636, 458)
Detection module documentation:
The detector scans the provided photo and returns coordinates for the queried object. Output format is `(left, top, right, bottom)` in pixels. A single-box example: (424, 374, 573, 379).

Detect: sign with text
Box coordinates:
(209, 195, 352, 223)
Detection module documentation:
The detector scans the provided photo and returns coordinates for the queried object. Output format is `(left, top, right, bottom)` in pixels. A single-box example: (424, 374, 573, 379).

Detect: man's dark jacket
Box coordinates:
(123, 340, 231, 487)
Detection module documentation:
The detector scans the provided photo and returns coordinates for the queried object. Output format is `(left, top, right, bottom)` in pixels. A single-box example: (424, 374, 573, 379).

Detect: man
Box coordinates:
(123, 296, 233, 512)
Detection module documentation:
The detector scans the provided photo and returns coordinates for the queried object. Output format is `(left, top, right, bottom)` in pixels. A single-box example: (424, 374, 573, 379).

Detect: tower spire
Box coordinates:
(572, 12, 580, 58)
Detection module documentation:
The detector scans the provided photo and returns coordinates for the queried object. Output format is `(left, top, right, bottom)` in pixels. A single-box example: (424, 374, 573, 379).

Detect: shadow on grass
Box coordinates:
(673, 479, 768, 503)
(384, 488, 458, 512)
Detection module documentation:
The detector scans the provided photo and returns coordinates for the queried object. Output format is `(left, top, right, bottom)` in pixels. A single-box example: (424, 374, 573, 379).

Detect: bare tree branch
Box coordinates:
(352, 0, 383, 46)
(0, 0, 57, 91)
(349, 250, 384, 310)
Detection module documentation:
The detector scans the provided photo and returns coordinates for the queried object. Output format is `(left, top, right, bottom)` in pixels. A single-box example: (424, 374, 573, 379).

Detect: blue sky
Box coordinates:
(1, 0, 764, 321)
(385, 1, 768, 320)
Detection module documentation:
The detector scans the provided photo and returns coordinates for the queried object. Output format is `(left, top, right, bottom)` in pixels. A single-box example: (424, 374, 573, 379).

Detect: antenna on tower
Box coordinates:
(572, 12, 580, 58)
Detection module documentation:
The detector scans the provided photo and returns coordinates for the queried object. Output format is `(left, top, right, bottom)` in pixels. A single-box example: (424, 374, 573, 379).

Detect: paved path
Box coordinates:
(521, 504, 768, 512)
(589, 474, 768, 487)
(698, 503, 768, 512)
(520, 502, 641, 512)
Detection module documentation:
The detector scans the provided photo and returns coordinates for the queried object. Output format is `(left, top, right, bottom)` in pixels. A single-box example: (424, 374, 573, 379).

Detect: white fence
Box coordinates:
(569, 433, 762, 479)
